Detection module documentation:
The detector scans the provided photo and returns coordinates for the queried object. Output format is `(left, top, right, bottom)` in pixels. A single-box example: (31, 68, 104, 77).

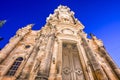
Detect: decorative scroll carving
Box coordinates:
(63, 67, 71, 75)
(75, 68, 83, 75)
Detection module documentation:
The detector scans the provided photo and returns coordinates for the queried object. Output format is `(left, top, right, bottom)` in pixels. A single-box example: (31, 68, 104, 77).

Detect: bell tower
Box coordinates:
(0, 5, 120, 80)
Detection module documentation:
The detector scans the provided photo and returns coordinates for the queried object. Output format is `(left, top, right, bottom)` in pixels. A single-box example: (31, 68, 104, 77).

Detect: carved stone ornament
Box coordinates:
(0, 5, 120, 80)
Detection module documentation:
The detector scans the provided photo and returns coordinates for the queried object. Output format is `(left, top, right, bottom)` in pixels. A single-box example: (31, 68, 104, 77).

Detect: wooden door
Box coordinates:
(62, 43, 85, 80)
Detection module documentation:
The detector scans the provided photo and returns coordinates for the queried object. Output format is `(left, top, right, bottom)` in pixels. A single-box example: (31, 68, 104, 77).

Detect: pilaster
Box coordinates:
(98, 47, 120, 79)
(48, 39, 58, 80)
(77, 42, 92, 80)
(19, 33, 41, 79)
(36, 34, 55, 79)
(81, 37, 108, 80)
(56, 40, 62, 80)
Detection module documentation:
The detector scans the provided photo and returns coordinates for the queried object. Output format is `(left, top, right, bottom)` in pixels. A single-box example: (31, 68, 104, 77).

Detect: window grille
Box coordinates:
(6, 57, 23, 76)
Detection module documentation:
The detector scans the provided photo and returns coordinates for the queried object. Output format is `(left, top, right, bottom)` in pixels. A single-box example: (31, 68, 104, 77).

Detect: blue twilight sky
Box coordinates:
(0, 0, 120, 67)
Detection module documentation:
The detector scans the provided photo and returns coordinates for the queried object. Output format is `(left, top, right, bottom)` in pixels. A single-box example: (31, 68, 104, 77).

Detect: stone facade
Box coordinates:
(0, 5, 120, 80)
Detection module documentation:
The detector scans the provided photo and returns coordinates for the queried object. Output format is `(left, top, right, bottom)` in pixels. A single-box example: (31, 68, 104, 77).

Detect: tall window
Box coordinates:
(6, 57, 23, 76)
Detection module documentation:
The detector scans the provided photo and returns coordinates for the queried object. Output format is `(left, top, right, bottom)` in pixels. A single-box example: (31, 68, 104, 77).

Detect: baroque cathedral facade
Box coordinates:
(0, 5, 120, 80)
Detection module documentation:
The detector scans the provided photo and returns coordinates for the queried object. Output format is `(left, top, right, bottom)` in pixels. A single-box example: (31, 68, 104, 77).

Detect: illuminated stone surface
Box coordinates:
(0, 5, 120, 80)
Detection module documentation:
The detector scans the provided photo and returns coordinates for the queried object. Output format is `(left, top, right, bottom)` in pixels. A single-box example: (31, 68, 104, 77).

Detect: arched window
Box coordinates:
(6, 57, 23, 76)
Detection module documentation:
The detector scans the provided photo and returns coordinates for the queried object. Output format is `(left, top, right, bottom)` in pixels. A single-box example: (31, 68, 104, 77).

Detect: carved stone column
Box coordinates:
(77, 43, 91, 80)
(19, 34, 42, 79)
(48, 39, 58, 80)
(29, 35, 46, 80)
(29, 58, 41, 80)
(81, 37, 108, 80)
(36, 34, 55, 80)
(78, 40, 95, 80)
(15, 46, 34, 79)
(98, 47, 120, 79)
(101, 63, 117, 80)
